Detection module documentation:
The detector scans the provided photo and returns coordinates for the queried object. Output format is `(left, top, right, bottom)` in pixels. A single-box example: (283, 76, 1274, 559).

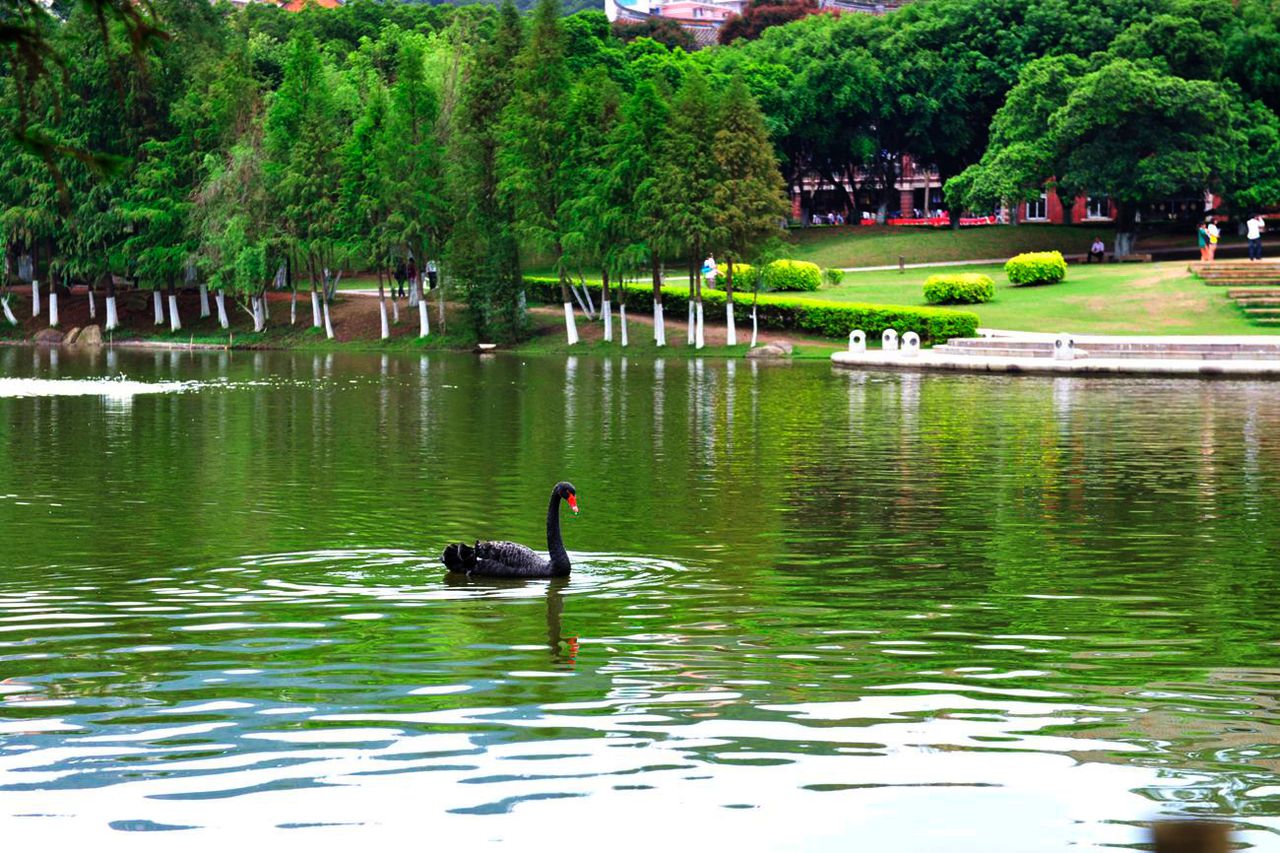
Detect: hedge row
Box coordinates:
(1006, 251, 1067, 286)
(525, 277, 978, 343)
(923, 273, 995, 305)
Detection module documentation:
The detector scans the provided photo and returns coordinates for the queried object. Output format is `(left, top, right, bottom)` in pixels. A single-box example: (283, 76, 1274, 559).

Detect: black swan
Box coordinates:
(441, 482, 578, 578)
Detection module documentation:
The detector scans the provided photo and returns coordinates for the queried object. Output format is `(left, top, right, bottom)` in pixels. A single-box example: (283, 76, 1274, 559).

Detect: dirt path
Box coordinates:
(2, 285, 837, 351)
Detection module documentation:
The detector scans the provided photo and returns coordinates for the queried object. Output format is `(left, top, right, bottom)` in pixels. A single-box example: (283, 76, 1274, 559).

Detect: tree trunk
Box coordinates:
(1, 294, 15, 326)
(87, 277, 96, 320)
(31, 278, 40, 318)
(686, 256, 695, 346)
(215, 291, 229, 329)
(290, 288, 297, 325)
(437, 265, 445, 333)
(309, 257, 322, 328)
(168, 278, 181, 332)
(581, 276, 596, 318)
(694, 250, 704, 350)
(378, 268, 390, 340)
(199, 283, 211, 318)
(1114, 201, 1137, 257)
(260, 287, 270, 323)
(559, 266, 579, 345)
(651, 253, 665, 347)
(105, 275, 119, 331)
(48, 268, 59, 327)
(153, 289, 164, 326)
(602, 268, 612, 343)
(619, 301, 628, 347)
(322, 293, 335, 340)
(751, 276, 760, 347)
(725, 260, 736, 346)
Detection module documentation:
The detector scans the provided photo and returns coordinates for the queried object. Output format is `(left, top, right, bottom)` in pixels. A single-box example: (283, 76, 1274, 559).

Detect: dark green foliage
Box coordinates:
(1005, 251, 1067, 286)
(923, 273, 995, 304)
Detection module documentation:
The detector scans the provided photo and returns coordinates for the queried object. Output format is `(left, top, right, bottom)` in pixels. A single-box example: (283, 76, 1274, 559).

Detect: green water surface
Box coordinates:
(1, 345, 1279, 850)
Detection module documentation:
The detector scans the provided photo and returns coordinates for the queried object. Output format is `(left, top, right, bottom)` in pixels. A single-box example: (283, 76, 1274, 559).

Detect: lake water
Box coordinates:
(2, 345, 1280, 850)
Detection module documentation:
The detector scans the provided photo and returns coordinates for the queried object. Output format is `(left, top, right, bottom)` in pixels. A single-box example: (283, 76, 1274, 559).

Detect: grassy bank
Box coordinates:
(785, 224, 1230, 269)
(815, 261, 1271, 335)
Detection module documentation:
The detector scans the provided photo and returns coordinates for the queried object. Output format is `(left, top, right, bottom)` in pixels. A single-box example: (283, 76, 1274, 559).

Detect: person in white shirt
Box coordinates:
(1206, 220, 1221, 261)
(1247, 214, 1266, 261)
(1088, 237, 1105, 263)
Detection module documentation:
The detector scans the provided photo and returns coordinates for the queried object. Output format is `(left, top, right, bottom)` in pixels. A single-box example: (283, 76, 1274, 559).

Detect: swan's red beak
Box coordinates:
(567, 494, 579, 514)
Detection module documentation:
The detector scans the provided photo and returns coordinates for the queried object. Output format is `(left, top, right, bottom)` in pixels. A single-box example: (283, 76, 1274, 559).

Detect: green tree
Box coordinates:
(651, 67, 719, 349)
(497, 0, 578, 343)
(711, 74, 788, 347)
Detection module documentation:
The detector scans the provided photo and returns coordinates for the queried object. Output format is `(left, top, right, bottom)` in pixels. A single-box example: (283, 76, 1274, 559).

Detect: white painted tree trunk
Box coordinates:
(260, 293, 270, 323)
(750, 304, 759, 347)
(726, 304, 736, 346)
(252, 296, 265, 332)
(2, 295, 16, 326)
(168, 294, 181, 332)
(215, 292, 229, 329)
(88, 289, 96, 320)
(31, 280, 40, 317)
(290, 292, 297, 325)
(323, 299, 335, 339)
(153, 291, 164, 325)
(199, 283, 210, 318)
(602, 299, 612, 342)
(311, 290, 322, 327)
(654, 303, 665, 347)
(695, 302, 704, 349)
(49, 290, 58, 327)
(620, 304, 628, 346)
(391, 298, 399, 324)
(409, 281, 418, 308)
(687, 299, 694, 345)
(582, 283, 596, 318)
(570, 283, 591, 318)
(418, 298, 429, 337)
(105, 296, 119, 331)
(563, 302, 579, 345)
(379, 298, 390, 339)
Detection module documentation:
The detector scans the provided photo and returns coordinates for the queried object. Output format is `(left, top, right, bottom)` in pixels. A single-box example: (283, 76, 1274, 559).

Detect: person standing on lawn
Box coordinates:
(1248, 214, 1266, 261)
(1198, 220, 1211, 262)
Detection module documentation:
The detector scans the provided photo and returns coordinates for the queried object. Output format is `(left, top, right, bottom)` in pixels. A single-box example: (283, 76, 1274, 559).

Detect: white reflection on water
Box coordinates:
(0, 378, 197, 398)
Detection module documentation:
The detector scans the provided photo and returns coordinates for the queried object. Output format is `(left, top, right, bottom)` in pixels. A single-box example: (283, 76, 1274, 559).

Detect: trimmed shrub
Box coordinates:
(823, 268, 845, 286)
(923, 273, 995, 305)
(1005, 251, 1067, 286)
(523, 277, 979, 343)
(725, 263, 754, 290)
(762, 259, 822, 292)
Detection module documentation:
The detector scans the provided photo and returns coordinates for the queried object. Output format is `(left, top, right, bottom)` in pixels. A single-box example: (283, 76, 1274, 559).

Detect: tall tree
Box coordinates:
(652, 68, 718, 349)
(265, 29, 341, 337)
(449, 0, 524, 343)
(498, 0, 578, 343)
(602, 78, 670, 345)
(711, 74, 788, 347)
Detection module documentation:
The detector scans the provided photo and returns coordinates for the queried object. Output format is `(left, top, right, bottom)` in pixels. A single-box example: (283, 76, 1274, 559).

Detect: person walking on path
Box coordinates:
(1198, 220, 1212, 262)
(1248, 214, 1266, 261)
(394, 260, 407, 298)
(1207, 219, 1221, 261)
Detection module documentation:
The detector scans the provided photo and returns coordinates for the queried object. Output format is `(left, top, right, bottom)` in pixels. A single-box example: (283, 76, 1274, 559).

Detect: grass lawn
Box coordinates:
(785, 224, 1239, 269)
(815, 260, 1274, 336)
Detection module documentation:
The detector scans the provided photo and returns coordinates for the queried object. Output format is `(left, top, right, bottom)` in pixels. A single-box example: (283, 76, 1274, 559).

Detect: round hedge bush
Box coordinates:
(923, 273, 995, 305)
(726, 262, 754, 287)
(1005, 251, 1067, 286)
(761, 259, 822, 292)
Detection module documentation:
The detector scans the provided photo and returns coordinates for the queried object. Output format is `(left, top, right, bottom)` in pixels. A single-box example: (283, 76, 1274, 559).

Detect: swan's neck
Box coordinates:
(546, 492, 570, 575)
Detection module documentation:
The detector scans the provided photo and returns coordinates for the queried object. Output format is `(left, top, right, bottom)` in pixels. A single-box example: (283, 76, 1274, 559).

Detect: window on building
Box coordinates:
(1025, 193, 1048, 221)
(1086, 197, 1110, 219)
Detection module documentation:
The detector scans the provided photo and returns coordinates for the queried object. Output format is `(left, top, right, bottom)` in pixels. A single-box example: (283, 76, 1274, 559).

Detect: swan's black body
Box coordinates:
(442, 482, 577, 578)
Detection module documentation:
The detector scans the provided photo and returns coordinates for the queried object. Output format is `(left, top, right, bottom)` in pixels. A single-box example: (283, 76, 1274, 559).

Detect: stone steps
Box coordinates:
(1228, 289, 1280, 298)
(1244, 308, 1280, 315)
